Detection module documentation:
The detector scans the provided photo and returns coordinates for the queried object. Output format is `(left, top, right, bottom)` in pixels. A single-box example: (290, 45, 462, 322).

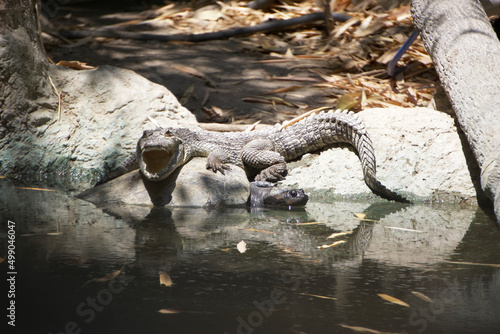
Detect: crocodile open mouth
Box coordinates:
(142, 148, 174, 174)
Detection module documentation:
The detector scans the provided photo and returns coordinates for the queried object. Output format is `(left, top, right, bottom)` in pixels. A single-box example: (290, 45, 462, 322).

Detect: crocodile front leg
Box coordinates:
(206, 147, 233, 174)
(241, 138, 287, 182)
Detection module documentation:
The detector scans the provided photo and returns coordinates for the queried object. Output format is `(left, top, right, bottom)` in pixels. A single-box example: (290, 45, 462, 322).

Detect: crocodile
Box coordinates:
(100, 109, 409, 203)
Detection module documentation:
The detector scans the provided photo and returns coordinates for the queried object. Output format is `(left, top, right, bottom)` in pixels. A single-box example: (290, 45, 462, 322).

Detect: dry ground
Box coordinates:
(43, 0, 438, 125)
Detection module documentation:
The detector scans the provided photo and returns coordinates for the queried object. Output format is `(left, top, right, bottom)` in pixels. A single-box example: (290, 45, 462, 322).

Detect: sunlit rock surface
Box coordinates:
(0, 65, 197, 188)
(78, 157, 250, 207)
(283, 107, 478, 203)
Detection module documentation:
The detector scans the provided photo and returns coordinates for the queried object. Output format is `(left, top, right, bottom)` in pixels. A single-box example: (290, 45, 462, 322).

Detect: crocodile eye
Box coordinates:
(290, 190, 297, 197)
(163, 129, 173, 137)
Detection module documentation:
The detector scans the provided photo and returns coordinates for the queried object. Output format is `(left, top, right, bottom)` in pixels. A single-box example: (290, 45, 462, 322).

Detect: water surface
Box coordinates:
(1, 182, 499, 334)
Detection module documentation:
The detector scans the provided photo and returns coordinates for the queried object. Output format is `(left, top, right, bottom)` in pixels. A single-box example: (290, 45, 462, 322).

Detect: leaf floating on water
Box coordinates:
(93, 268, 122, 282)
(327, 231, 353, 239)
(377, 294, 410, 307)
(318, 240, 346, 250)
(297, 292, 337, 300)
(237, 240, 247, 253)
(411, 291, 433, 303)
(353, 213, 379, 222)
(339, 323, 394, 333)
(56, 60, 96, 70)
(158, 308, 181, 314)
(295, 222, 324, 226)
(159, 271, 173, 287)
(14, 186, 56, 192)
(0, 256, 5, 264)
(384, 226, 423, 233)
(262, 85, 303, 95)
(445, 261, 500, 268)
(46, 232, 63, 236)
(221, 248, 231, 252)
(82, 266, 123, 287)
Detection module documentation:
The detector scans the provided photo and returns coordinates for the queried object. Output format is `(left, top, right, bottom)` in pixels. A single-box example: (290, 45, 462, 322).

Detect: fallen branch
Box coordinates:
(59, 12, 352, 42)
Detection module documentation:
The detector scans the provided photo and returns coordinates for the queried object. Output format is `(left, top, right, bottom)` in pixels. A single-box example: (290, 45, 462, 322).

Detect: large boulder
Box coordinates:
(283, 107, 478, 203)
(78, 157, 250, 207)
(0, 64, 197, 188)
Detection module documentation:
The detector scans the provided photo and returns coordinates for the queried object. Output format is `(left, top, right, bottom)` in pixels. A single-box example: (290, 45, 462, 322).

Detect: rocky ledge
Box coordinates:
(0, 65, 480, 205)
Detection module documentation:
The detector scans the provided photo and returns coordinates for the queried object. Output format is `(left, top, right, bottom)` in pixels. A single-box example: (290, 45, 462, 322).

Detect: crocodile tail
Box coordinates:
(353, 123, 410, 203)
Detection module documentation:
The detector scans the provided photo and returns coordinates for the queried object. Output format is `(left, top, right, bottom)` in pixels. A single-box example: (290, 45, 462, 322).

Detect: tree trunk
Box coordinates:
(0, 0, 55, 158)
(412, 0, 500, 223)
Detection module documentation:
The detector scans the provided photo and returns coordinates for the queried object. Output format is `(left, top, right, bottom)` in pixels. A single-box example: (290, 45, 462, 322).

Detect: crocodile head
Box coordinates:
(136, 128, 185, 181)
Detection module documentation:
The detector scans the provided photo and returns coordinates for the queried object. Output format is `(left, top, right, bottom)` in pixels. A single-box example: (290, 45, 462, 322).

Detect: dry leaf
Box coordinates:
(411, 291, 433, 303)
(445, 261, 500, 268)
(333, 18, 360, 38)
(46, 232, 63, 236)
(158, 308, 181, 314)
(262, 86, 303, 95)
(354, 213, 366, 219)
(339, 324, 393, 333)
(327, 231, 353, 239)
(295, 222, 324, 226)
(82, 266, 123, 287)
(297, 292, 337, 300)
(180, 84, 194, 105)
(171, 64, 216, 87)
(337, 93, 361, 110)
(93, 268, 122, 282)
(284, 48, 295, 59)
(160, 271, 173, 287)
(353, 213, 379, 222)
(56, 60, 96, 70)
(237, 240, 247, 253)
(244, 120, 261, 132)
(387, 4, 412, 21)
(377, 294, 410, 307)
(318, 240, 346, 249)
(280, 107, 328, 130)
(0, 256, 5, 264)
(384, 226, 423, 233)
(14, 187, 56, 192)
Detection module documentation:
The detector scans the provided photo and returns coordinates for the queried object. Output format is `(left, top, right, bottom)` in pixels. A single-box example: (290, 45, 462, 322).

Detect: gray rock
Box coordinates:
(283, 107, 478, 203)
(78, 157, 250, 207)
(0, 64, 197, 188)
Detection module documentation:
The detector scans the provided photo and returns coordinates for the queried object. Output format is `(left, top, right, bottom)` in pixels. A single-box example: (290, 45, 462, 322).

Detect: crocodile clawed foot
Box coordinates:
(255, 163, 287, 183)
(206, 160, 231, 175)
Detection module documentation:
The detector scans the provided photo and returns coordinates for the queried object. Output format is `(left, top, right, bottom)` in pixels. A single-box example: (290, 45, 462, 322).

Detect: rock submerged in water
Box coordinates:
(78, 158, 250, 207)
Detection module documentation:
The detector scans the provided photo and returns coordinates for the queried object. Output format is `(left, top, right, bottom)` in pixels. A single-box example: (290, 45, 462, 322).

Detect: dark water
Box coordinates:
(1, 182, 500, 334)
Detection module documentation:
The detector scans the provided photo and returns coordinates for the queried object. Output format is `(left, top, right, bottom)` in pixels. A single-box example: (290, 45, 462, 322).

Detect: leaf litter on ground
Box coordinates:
(53, 0, 438, 124)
